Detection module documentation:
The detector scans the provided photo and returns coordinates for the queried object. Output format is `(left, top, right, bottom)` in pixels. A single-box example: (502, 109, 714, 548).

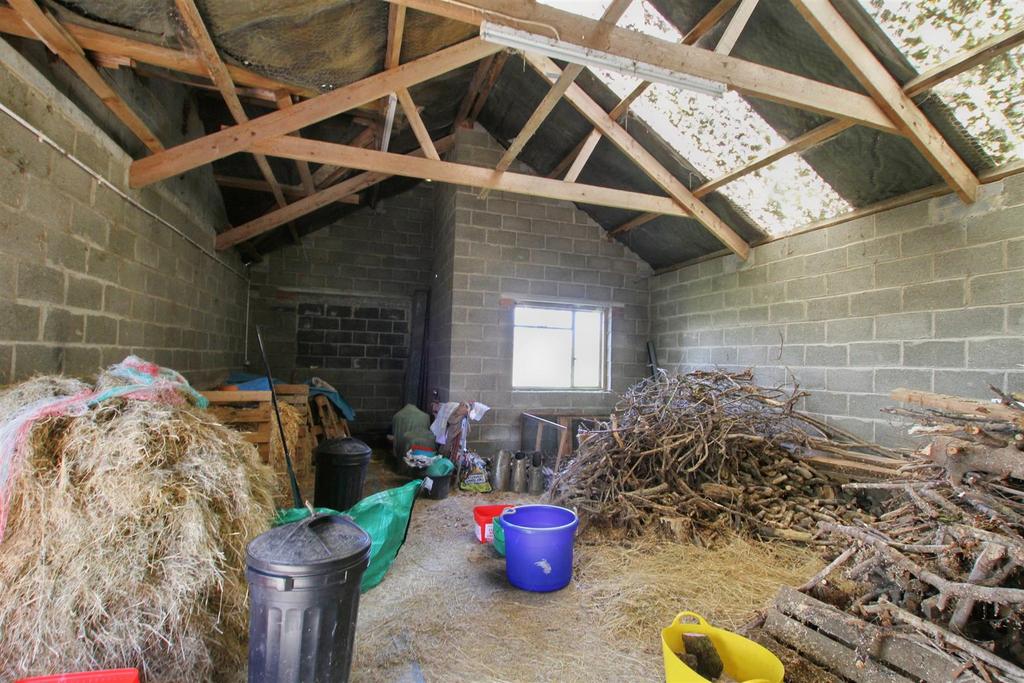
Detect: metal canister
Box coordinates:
(492, 450, 512, 491)
(512, 456, 529, 493)
(528, 464, 545, 495)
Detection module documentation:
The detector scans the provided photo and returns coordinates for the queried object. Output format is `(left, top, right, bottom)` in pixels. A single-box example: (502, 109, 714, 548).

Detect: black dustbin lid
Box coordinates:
(246, 514, 371, 577)
(316, 437, 372, 466)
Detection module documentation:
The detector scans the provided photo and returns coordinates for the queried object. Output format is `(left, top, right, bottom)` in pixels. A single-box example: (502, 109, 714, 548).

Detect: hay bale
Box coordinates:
(0, 370, 276, 681)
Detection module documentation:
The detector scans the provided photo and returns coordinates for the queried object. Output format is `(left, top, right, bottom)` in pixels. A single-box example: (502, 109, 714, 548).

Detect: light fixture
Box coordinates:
(479, 21, 726, 98)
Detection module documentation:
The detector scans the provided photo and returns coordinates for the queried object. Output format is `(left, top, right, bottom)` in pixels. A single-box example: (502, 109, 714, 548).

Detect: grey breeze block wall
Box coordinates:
(0, 38, 248, 387)
(430, 126, 652, 454)
(248, 183, 434, 431)
(650, 174, 1024, 446)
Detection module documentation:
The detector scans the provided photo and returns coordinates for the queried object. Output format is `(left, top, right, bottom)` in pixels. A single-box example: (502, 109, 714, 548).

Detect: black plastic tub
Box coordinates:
(424, 472, 451, 500)
(246, 514, 372, 683)
(314, 437, 372, 511)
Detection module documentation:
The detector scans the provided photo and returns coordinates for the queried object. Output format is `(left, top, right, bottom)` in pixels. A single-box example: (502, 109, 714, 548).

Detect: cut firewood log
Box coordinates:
(921, 435, 1024, 483)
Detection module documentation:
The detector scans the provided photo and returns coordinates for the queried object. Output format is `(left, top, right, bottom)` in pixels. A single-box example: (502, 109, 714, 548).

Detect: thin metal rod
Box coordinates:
(255, 325, 303, 508)
(522, 412, 567, 431)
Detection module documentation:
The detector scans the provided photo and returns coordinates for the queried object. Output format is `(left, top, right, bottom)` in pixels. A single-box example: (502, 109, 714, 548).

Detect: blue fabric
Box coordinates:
(225, 372, 356, 421)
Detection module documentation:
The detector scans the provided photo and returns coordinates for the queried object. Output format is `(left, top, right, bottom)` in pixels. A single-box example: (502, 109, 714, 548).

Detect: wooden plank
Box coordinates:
(275, 384, 310, 396)
(275, 92, 317, 195)
(763, 608, 913, 683)
(216, 136, 456, 249)
(174, 0, 287, 206)
(251, 134, 695, 221)
(527, 55, 750, 259)
(453, 54, 494, 130)
(241, 424, 272, 445)
(468, 51, 509, 122)
(8, 0, 164, 153)
(607, 211, 658, 237)
(129, 38, 502, 187)
(214, 174, 360, 203)
(904, 24, 1024, 97)
(386, 3, 407, 69)
(392, 0, 897, 132)
(208, 406, 272, 423)
(714, 0, 758, 55)
(395, 87, 440, 160)
(774, 587, 985, 683)
(695, 119, 855, 196)
(0, 7, 315, 99)
(201, 390, 272, 403)
(491, 0, 632, 176)
(312, 126, 376, 188)
(891, 388, 1024, 424)
(562, 129, 601, 182)
(803, 456, 902, 479)
(791, 0, 978, 203)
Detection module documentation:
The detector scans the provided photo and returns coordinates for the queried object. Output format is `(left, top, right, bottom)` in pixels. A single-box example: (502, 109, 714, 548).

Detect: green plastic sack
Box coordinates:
(274, 479, 422, 592)
(426, 457, 454, 477)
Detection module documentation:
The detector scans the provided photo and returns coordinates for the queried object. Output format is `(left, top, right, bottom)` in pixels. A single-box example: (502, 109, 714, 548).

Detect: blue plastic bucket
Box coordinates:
(501, 505, 578, 592)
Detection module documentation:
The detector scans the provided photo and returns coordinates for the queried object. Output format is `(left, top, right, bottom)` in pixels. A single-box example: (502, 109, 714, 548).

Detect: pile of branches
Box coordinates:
(548, 369, 899, 542)
(810, 387, 1024, 680)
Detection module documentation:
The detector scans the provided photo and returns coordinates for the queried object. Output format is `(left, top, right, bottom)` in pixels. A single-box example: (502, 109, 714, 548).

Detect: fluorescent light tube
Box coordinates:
(479, 21, 726, 98)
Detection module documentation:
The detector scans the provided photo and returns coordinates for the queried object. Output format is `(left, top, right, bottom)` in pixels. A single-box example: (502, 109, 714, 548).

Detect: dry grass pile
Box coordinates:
(268, 400, 303, 504)
(0, 371, 276, 682)
(576, 532, 824, 639)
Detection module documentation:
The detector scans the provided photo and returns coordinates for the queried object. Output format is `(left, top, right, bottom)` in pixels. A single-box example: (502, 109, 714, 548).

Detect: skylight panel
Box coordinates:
(859, 0, 1024, 164)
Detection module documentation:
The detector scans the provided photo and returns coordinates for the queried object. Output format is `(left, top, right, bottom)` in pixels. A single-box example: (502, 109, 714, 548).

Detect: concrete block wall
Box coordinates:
(650, 175, 1024, 445)
(430, 126, 652, 453)
(0, 38, 247, 387)
(249, 184, 434, 430)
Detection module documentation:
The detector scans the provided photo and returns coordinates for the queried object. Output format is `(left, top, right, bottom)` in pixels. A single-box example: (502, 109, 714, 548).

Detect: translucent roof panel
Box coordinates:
(858, 0, 1024, 165)
(538, 0, 852, 234)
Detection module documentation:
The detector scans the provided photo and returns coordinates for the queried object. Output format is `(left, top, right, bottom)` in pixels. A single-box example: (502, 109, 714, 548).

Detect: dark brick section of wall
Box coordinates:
(296, 303, 409, 371)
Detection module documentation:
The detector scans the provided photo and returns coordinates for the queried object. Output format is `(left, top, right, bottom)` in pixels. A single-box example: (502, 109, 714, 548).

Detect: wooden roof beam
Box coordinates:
(904, 23, 1024, 97)
(551, 0, 741, 182)
(129, 38, 502, 187)
(526, 54, 749, 259)
(7, 0, 164, 153)
(275, 92, 316, 195)
(468, 51, 509, 122)
(791, 0, 978, 203)
(174, 0, 287, 206)
(607, 211, 658, 237)
(453, 54, 494, 131)
(395, 88, 439, 160)
(490, 0, 632, 176)
(214, 175, 360, 203)
(312, 125, 376, 188)
(714, 0, 759, 55)
(388, 0, 897, 132)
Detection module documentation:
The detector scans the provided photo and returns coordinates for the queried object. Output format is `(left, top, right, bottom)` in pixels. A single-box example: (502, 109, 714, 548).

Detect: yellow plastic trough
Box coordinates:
(661, 611, 784, 683)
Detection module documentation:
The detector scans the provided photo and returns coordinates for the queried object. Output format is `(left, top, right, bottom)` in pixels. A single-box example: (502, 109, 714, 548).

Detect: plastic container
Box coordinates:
(661, 612, 783, 683)
(15, 671, 140, 683)
(492, 514, 507, 556)
(314, 437, 372, 511)
(501, 504, 578, 592)
(424, 472, 451, 499)
(473, 504, 514, 543)
(246, 513, 372, 683)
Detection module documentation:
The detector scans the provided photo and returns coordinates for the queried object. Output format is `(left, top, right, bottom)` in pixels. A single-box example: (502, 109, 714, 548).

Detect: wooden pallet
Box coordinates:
(764, 587, 984, 683)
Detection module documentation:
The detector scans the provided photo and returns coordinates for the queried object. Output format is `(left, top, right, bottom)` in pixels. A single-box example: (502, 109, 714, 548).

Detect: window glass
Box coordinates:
(512, 304, 606, 389)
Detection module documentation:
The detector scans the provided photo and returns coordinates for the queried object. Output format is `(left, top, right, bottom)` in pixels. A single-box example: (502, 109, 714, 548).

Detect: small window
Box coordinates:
(512, 304, 607, 390)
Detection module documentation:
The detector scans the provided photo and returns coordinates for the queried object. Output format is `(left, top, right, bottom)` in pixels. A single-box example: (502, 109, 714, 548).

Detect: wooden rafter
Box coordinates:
(453, 54, 494, 130)
(252, 136, 694, 219)
(216, 136, 456, 250)
(552, 0, 740, 182)
(791, 0, 978, 202)
(275, 92, 316, 195)
(0, 6, 316, 99)
(903, 23, 1024, 97)
(311, 126, 376, 188)
(129, 38, 502, 187)
(526, 54, 749, 259)
(214, 175, 360, 203)
(490, 0, 632, 176)
(714, 0, 759, 55)
(174, 0, 286, 206)
(608, 212, 658, 237)
(395, 87, 440, 160)
(468, 51, 508, 122)
(389, 0, 897, 132)
(379, 3, 407, 152)
(7, 0, 164, 152)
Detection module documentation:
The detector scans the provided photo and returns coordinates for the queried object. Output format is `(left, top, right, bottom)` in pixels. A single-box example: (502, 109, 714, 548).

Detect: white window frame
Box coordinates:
(511, 301, 610, 391)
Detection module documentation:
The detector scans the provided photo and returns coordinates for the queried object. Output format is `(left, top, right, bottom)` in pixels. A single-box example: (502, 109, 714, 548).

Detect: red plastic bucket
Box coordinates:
(473, 504, 513, 543)
(15, 670, 140, 683)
